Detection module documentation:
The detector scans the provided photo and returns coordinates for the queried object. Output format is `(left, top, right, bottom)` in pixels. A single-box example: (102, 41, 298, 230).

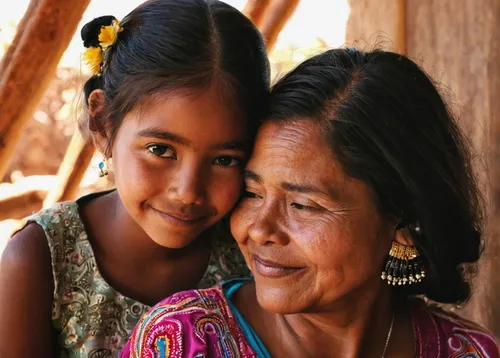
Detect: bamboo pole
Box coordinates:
(258, 0, 300, 53)
(0, 0, 41, 75)
(43, 132, 94, 207)
(242, 0, 271, 27)
(0, 0, 91, 179)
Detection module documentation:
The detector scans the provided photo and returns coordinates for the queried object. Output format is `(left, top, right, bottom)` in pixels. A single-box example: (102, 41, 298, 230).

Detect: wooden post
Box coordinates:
(345, 0, 406, 54)
(43, 132, 94, 207)
(258, 0, 300, 53)
(0, 0, 41, 75)
(0, 0, 91, 179)
(242, 0, 271, 27)
(406, 0, 500, 337)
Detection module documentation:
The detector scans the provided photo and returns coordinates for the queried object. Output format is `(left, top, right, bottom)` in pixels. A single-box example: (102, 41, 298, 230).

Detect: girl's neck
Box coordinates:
(78, 189, 213, 305)
(82, 190, 212, 262)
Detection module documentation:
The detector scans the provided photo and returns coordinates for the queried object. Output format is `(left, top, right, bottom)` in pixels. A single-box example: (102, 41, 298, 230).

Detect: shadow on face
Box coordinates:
(230, 120, 395, 314)
(112, 84, 249, 249)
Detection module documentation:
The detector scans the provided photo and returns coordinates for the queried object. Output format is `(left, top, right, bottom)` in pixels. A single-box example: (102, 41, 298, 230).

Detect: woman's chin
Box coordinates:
(254, 285, 308, 315)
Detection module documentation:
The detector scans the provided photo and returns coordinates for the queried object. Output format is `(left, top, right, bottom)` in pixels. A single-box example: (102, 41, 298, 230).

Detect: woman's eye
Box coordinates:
(291, 202, 314, 211)
(243, 190, 260, 199)
(213, 156, 241, 167)
(147, 144, 176, 158)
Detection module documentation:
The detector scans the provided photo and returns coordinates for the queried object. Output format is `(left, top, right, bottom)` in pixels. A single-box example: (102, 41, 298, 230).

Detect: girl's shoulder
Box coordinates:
(26, 200, 84, 242)
(199, 226, 251, 288)
(410, 300, 500, 357)
(122, 285, 257, 358)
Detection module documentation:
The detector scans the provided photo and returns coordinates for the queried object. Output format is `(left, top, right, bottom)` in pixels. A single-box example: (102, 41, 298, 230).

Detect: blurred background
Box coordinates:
(1, 0, 500, 339)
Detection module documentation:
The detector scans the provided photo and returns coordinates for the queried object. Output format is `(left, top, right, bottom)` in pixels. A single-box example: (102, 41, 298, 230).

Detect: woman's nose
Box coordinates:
(247, 200, 288, 246)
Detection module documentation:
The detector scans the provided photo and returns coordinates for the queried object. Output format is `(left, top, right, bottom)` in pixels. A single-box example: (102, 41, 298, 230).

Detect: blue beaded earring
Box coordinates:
(98, 159, 109, 177)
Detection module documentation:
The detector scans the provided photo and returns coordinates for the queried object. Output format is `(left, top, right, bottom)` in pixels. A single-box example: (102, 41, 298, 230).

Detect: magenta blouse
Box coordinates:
(121, 279, 499, 357)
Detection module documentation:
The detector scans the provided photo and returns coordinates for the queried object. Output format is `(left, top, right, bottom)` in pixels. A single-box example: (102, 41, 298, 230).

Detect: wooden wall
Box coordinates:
(347, 0, 500, 336)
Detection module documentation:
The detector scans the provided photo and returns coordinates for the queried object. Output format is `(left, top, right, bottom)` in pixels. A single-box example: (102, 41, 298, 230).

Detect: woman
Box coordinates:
(122, 49, 499, 357)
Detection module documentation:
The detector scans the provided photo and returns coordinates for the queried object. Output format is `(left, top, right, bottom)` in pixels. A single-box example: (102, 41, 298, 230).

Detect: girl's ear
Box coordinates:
(87, 89, 110, 157)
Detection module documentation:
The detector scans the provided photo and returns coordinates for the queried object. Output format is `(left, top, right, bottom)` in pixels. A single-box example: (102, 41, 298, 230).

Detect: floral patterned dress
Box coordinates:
(26, 194, 250, 358)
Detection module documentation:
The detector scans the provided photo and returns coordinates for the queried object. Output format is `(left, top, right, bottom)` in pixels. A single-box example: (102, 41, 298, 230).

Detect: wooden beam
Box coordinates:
(345, 0, 406, 54)
(0, 0, 41, 75)
(242, 0, 271, 27)
(0, 175, 56, 220)
(406, 0, 500, 338)
(43, 132, 95, 208)
(258, 0, 300, 53)
(0, 0, 91, 179)
(0, 190, 46, 221)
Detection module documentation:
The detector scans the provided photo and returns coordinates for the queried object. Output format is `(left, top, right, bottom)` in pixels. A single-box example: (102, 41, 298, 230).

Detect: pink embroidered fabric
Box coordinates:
(121, 285, 499, 358)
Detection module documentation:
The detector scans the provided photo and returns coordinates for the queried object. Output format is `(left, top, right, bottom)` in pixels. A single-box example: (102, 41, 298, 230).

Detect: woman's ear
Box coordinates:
(87, 89, 110, 156)
(394, 223, 416, 246)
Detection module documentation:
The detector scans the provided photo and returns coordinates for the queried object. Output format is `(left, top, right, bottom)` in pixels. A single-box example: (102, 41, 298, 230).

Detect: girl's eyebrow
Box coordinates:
(136, 127, 245, 151)
(136, 127, 190, 146)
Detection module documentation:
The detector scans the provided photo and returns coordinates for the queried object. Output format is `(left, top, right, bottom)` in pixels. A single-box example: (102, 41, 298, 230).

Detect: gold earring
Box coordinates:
(381, 241, 425, 286)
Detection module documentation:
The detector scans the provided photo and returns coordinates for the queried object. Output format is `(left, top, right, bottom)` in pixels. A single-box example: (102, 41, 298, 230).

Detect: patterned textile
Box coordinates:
(411, 300, 500, 357)
(122, 281, 500, 358)
(27, 198, 250, 358)
(121, 285, 257, 358)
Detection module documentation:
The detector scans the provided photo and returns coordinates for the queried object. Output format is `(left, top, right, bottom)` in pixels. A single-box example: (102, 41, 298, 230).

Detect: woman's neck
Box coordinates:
(239, 281, 415, 358)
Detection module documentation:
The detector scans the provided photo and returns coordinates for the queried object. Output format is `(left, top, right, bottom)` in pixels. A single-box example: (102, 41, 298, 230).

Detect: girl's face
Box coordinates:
(111, 85, 248, 248)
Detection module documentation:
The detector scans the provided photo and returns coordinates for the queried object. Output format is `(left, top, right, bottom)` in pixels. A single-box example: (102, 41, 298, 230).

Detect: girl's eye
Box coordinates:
(213, 156, 241, 167)
(147, 144, 176, 158)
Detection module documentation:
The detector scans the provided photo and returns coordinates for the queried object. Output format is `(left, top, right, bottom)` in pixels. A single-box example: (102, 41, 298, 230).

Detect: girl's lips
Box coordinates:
(150, 206, 207, 228)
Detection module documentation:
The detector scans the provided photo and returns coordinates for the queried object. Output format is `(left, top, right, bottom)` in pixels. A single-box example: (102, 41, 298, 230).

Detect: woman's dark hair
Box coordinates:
(267, 48, 483, 304)
(81, 0, 270, 153)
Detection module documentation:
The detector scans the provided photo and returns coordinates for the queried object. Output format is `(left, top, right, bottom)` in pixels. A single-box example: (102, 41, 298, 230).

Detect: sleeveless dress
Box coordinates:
(122, 279, 500, 358)
(25, 192, 250, 358)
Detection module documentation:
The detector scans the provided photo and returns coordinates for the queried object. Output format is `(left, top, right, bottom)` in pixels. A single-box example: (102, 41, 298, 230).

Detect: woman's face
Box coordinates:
(231, 120, 394, 314)
(111, 84, 248, 249)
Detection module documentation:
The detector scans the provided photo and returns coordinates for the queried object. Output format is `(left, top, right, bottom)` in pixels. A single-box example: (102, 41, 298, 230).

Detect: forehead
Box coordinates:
(247, 120, 343, 182)
(119, 86, 247, 144)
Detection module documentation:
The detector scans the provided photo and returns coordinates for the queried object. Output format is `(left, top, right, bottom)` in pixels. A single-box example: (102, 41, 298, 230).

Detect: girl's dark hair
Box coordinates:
(81, 0, 270, 152)
(268, 48, 483, 304)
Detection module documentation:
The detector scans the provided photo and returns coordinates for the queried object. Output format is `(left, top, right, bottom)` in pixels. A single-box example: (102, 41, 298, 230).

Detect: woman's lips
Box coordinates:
(253, 254, 305, 278)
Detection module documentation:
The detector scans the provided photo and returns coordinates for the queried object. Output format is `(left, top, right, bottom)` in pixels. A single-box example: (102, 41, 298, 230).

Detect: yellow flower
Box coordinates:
(83, 46, 103, 74)
(99, 19, 123, 49)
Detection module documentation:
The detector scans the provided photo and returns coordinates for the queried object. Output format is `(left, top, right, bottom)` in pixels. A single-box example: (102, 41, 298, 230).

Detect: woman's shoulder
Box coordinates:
(411, 300, 499, 357)
(122, 284, 256, 358)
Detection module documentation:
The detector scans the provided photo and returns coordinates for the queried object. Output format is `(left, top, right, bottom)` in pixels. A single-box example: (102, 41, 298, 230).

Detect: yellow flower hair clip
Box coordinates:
(81, 16, 123, 75)
(99, 20, 123, 50)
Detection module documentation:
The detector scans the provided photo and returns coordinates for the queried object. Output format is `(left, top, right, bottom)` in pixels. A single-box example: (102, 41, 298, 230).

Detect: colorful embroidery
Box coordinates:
(125, 286, 257, 358)
(27, 200, 250, 358)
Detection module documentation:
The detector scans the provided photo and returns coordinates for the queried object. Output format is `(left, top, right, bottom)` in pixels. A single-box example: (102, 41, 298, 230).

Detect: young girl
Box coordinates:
(0, 0, 269, 357)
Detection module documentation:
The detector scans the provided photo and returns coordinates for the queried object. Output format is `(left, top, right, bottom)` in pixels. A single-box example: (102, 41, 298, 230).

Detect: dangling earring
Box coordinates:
(381, 229, 426, 286)
(98, 158, 109, 177)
